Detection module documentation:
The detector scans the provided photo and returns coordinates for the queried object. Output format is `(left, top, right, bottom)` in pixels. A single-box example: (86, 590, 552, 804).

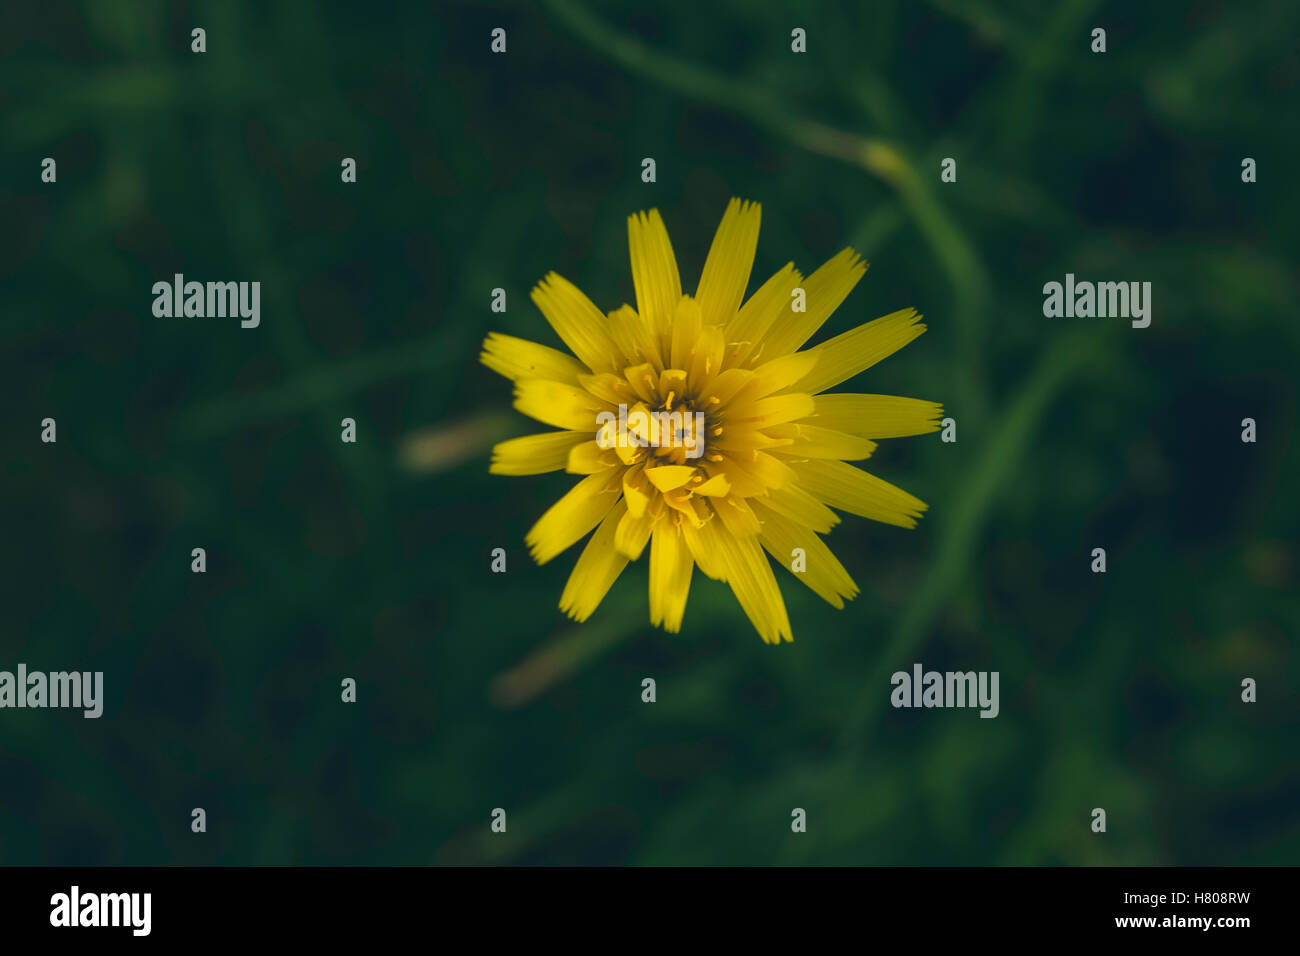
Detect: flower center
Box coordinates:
(650, 399, 707, 465)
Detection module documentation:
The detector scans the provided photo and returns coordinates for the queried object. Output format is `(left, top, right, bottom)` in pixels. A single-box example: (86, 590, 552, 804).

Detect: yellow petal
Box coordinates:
(764, 248, 867, 356)
(649, 520, 694, 632)
(525, 470, 622, 564)
(697, 367, 756, 408)
(622, 467, 652, 518)
(714, 495, 762, 538)
(661, 487, 707, 528)
(792, 459, 927, 529)
(621, 363, 661, 405)
(725, 450, 795, 492)
(759, 483, 841, 534)
(680, 517, 727, 580)
(766, 424, 877, 460)
(701, 457, 767, 497)
(788, 308, 926, 395)
(612, 435, 644, 466)
(713, 530, 792, 644)
(644, 464, 698, 492)
(746, 351, 819, 397)
(809, 394, 944, 438)
(490, 431, 589, 475)
(606, 304, 663, 370)
(513, 379, 611, 431)
(614, 508, 654, 560)
(670, 296, 704, 371)
(688, 322, 727, 385)
(725, 262, 802, 367)
(709, 426, 793, 454)
(752, 502, 859, 609)
(627, 209, 682, 339)
(696, 198, 761, 325)
(692, 473, 731, 496)
(741, 393, 815, 427)
(578, 372, 635, 406)
(480, 332, 584, 384)
(566, 440, 614, 474)
(559, 500, 630, 622)
(658, 368, 689, 405)
(531, 273, 619, 373)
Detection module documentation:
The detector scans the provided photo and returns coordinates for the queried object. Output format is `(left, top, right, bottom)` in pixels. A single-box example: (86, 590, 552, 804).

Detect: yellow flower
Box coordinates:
(481, 198, 941, 643)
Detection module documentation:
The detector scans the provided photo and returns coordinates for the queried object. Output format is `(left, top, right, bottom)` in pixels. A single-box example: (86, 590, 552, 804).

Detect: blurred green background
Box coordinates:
(2, 0, 1297, 865)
